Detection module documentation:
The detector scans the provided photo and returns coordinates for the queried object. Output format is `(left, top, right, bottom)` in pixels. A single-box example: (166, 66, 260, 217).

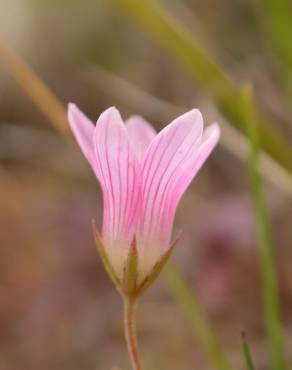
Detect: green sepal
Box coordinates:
(137, 232, 180, 296)
(92, 220, 121, 290)
(122, 236, 138, 295)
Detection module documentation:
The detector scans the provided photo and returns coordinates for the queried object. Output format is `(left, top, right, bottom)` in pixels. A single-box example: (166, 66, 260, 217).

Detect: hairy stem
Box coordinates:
(124, 297, 142, 370)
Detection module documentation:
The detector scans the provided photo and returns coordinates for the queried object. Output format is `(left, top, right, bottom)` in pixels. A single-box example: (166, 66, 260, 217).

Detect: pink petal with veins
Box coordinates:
(138, 109, 203, 244)
(68, 103, 97, 175)
(159, 123, 220, 242)
(126, 115, 156, 162)
(93, 107, 142, 277)
(69, 105, 141, 278)
(135, 110, 206, 280)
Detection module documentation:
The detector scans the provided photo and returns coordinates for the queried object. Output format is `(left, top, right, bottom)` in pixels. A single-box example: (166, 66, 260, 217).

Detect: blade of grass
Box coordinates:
(112, 0, 292, 175)
(163, 262, 234, 370)
(257, 0, 292, 104)
(258, 0, 292, 69)
(0, 42, 69, 138)
(242, 85, 287, 370)
(241, 333, 256, 370)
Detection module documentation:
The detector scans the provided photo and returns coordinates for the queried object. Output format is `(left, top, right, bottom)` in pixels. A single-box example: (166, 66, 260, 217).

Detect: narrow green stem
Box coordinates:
(242, 86, 287, 370)
(124, 297, 142, 370)
(241, 333, 256, 370)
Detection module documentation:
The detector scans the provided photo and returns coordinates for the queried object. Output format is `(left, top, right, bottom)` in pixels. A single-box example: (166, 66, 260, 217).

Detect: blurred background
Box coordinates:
(0, 1, 292, 369)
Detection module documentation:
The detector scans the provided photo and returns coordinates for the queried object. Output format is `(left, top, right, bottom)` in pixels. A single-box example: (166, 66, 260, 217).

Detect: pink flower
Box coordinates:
(68, 105, 220, 291)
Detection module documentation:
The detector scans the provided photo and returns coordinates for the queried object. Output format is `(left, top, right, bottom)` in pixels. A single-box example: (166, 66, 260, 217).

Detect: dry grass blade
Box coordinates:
(0, 42, 69, 138)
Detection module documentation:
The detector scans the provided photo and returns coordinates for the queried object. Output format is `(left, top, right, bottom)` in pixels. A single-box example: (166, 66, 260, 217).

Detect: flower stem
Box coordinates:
(124, 297, 142, 370)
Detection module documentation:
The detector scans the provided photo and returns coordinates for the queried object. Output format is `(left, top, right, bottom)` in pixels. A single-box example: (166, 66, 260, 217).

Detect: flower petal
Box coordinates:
(126, 115, 156, 161)
(68, 103, 97, 173)
(135, 110, 203, 279)
(94, 107, 141, 278)
(158, 123, 220, 239)
(172, 123, 220, 195)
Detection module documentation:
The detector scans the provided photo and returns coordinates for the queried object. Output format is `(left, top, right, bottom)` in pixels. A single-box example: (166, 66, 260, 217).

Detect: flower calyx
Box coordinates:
(92, 220, 180, 299)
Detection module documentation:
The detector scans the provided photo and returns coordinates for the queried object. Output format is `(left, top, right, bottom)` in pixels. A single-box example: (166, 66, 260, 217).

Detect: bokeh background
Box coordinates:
(0, 1, 292, 369)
